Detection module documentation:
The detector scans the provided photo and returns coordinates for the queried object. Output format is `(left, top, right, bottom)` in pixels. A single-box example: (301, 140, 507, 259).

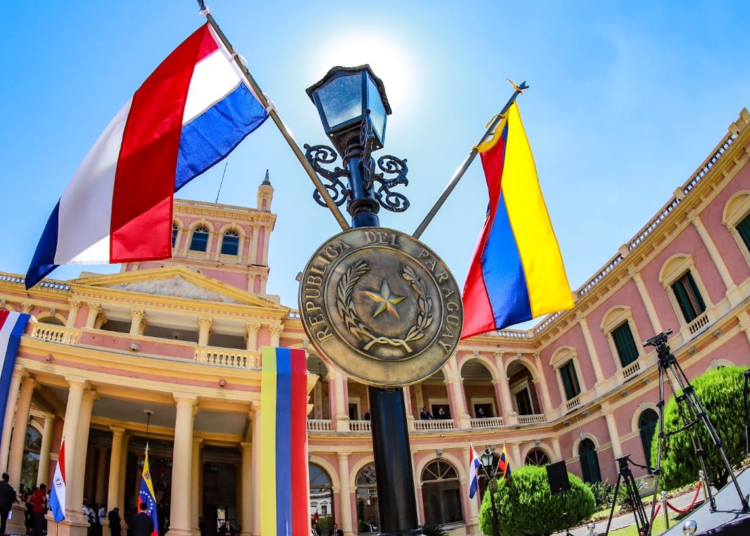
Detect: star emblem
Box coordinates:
(363, 279, 407, 320)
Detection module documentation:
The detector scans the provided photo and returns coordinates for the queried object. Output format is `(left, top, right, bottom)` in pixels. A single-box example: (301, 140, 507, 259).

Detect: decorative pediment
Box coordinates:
(110, 275, 241, 304)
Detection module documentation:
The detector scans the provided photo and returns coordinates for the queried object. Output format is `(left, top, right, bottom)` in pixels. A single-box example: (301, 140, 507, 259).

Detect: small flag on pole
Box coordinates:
(498, 444, 512, 480)
(26, 23, 270, 289)
(49, 439, 66, 522)
(468, 445, 482, 499)
(462, 102, 573, 338)
(138, 451, 160, 536)
(260, 347, 309, 536)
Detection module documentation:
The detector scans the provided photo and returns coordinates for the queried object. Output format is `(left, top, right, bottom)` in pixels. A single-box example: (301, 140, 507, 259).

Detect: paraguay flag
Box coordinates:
(462, 102, 573, 338)
(49, 439, 66, 522)
(138, 451, 160, 536)
(0, 311, 30, 445)
(26, 23, 269, 289)
(260, 347, 309, 536)
(468, 445, 482, 499)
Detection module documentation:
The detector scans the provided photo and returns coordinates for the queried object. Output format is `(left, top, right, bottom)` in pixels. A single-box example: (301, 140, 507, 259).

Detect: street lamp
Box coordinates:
(305, 64, 409, 228)
(481, 448, 502, 536)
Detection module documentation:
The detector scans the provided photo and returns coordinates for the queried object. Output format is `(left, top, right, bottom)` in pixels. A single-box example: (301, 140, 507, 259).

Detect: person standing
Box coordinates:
(218, 519, 235, 536)
(419, 407, 433, 420)
(108, 507, 122, 536)
(437, 407, 447, 419)
(30, 484, 47, 536)
(129, 503, 154, 536)
(0, 473, 18, 536)
(328, 523, 343, 536)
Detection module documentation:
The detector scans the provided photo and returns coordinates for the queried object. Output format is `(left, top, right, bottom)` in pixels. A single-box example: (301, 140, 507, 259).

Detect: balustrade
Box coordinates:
(194, 348, 260, 369)
(516, 414, 546, 425)
(565, 396, 581, 412)
(29, 324, 80, 344)
(414, 420, 455, 431)
(688, 312, 710, 335)
(349, 420, 371, 432)
(469, 416, 504, 429)
(307, 419, 333, 432)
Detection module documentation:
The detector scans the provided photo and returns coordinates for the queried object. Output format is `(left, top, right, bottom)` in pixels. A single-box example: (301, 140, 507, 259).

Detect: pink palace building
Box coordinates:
(0, 109, 749, 536)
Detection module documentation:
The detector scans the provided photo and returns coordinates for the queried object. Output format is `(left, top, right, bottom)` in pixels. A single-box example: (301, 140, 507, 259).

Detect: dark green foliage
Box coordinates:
(478, 465, 596, 536)
(586, 480, 616, 510)
(652, 365, 747, 490)
(420, 524, 449, 536)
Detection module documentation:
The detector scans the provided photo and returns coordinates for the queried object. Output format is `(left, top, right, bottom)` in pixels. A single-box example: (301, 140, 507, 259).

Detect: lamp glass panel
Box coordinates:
(316, 73, 363, 130)
(366, 75, 387, 143)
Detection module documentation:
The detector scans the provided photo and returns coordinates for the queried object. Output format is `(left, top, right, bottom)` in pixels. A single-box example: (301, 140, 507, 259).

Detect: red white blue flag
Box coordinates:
(0, 311, 31, 444)
(468, 445, 482, 499)
(49, 439, 66, 522)
(26, 23, 269, 289)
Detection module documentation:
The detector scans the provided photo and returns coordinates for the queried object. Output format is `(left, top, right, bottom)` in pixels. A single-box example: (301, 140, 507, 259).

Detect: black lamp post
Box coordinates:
(305, 65, 418, 535)
(481, 448, 502, 536)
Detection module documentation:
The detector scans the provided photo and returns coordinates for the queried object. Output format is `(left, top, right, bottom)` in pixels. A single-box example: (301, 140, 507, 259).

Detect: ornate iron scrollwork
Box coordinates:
(372, 155, 410, 212)
(304, 144, 349, 208)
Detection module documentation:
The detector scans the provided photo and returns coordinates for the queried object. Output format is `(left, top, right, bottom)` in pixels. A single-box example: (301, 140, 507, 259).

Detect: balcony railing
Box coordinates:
(621, 359, 642, 381)
(349, 420, 371, 432)
(30, 324, 80, 345)
(414, 419, 455, 431)
(194, 348, 260, 369)
(565, 396, 582, 412)
(517, 414, 545, 425)
(307, 419, 332, 432)
(469, 416, 504, 429)
(688, 312, 710, 336)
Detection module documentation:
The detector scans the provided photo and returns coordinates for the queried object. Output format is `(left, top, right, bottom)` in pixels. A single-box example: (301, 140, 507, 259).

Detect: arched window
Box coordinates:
(309, 463, 334, 531)
(671, 271, 706, 323)
(525, 449, 549, 467)
(21, 427, 42, 490)
(579, 439, 601, 483)
(190, 226, 209, 252)
(422, 460, 463, 526)
(221, 230, 240, 256)
(172, 223, 179, 247)
(639, 409, 659, 468)
(356, 464, 379, 534)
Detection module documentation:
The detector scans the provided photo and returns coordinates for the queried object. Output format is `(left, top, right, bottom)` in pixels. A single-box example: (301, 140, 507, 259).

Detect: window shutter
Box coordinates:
(613, 322, 639, 367)
(671, 278, 696, 322)
(737, 214, 750, 251)
(684, 271, 706, 313)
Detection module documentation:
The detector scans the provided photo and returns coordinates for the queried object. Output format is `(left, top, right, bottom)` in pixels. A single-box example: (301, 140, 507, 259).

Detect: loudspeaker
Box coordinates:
(546, 460, 571, 495)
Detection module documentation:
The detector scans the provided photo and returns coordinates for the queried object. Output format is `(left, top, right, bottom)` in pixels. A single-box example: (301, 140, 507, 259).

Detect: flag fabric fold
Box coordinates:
(462, 102, 573, 338)
(0, 311, 31, 445)
(49, 439, 66, 522)
(138, 451, 160, 536)
(498, 444, 512, 480)
(468, 445, 482, 499)
(26, 23, 269, 289)
(260, 347, 309, 536)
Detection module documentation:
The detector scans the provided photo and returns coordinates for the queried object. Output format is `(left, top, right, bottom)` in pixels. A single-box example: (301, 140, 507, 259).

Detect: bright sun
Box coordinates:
(311, 31, 418, 120)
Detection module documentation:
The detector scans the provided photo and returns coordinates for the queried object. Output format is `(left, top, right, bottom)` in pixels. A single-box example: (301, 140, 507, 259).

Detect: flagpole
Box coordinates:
(196, 1, 350, 232)
(412, 80, 529, 239)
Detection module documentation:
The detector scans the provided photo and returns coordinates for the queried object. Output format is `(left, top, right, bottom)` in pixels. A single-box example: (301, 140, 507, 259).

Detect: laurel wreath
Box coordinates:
(336, 261, 433, 354)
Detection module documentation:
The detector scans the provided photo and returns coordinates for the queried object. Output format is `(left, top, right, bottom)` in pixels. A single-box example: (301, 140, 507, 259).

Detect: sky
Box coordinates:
(2, 1, 749, 329)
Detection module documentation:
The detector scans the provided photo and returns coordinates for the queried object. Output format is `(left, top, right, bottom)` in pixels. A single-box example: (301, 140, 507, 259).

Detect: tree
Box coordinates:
(478, 465, 596, 536)
(651, 365, 748, 490)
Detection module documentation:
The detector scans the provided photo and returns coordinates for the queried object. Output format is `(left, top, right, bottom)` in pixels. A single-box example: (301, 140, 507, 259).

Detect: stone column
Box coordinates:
(0, 369, 23, 473)
(268, 324, 283, 347)
(629, 269, 663, 335)
(61, 381, 85, 515)
(533, 353, 553, 414)
(85, 303, 102, 329)
(198, 318, 212, 347)
(170, 396, 197, 536)
(250, 408, 261, 536)
(601, 403, 622, 460)
(336, 452, 353, 535)
(689, 211, 741, 305)
(191, 438, 203, 536)
(73, 389, 97, 511)
(510, 443, 522, 469)
(245, 323, 260, 352)
(104, 427, 126, 536)
(37, 414, 55, 487)
(445, 356, 470, 428)
(333, 370, 349, 432)
(95, 447, 108, 504)
(494, 353, 513, 423)
(117, 434, 130, 516)
(66, 299, 82, 328)
(130, 309, 146, 336)
(21, 302, 34, 315)
(8, 376, 36, 488)
(240, 442, 252, 536)
(552, 437, 563, 462)
(578, 316, 606, 390)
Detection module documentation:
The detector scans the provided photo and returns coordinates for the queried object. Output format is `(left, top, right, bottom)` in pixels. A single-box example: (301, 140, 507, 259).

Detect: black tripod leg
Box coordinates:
(604, 472, 623, 536)
(649, 362, 667, 526)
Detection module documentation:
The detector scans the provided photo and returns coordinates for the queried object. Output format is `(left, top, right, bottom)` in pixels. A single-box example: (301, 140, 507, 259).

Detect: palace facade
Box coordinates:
(1, 110, 750, 536)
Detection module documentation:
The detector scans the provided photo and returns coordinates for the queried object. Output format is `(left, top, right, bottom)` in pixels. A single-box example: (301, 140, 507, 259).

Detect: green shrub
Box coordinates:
(586, 480, 616, 510)
(651, 365, 748, 490)
(478, 465, 596, 536)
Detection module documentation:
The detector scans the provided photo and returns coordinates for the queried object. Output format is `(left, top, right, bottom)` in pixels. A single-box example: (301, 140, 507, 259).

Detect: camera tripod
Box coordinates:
(604, 455, 651, 536)
(646, 329, 749, 525)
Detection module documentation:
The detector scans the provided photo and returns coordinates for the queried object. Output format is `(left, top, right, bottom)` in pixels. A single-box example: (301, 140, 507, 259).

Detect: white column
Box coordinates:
(170, 396, 197, 536)
(95, 447, 108, 504)
(629, 269, 663, 335)
(130, 309, 146, 335)
(198, 318, 212, 347)
(104, 427, 126, 536)
(494, 353, 513, 423)
(602, 403, 622, 460)
(8, 376, 35, 488)
(240, 442, 252, 536)
(0, 369, 23, 473)
(269, 324, 283, 347)
(62, 381, 85, 517)
(333, 370, 349, 432)
(191, 438, 203, 536)
(533, 353, 553, 414)
(37, 414, 55, 487)
(66, 299, 82, 328)
(250, 408, 261, 536)
(689, 211, 740, 304)
(85, 303, 102, 329)
(552, 437, 563, 462)
(445, 356, 470, 428)
(578, 316, 605, 388)
(336, 452, 353, 535)
(73, 389, 96, 513)
(245, 323, 260, 352)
